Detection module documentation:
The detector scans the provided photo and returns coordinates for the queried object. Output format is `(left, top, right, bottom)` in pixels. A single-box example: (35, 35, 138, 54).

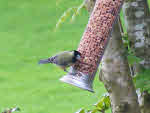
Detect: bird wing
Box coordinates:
(54, 51, 73, 67)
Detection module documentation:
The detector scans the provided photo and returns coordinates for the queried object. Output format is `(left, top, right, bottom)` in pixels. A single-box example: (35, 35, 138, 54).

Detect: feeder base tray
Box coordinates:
(60, 74, 94, 93)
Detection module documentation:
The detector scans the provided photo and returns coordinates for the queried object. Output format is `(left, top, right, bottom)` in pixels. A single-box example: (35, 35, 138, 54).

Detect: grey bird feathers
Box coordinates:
(38, 50, 81, 73)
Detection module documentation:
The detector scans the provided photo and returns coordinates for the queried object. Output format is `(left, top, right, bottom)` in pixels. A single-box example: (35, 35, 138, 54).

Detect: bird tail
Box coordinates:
(38, 59, 50, 64)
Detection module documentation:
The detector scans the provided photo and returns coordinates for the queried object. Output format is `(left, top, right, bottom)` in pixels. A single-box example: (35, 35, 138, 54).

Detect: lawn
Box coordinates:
(1, 0, 149, 113)
(0, 0, 106, 113)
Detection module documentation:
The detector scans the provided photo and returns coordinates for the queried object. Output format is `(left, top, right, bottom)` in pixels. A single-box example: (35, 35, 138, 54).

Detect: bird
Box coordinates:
(38, 50, 81, 73)
(2, 107, 20, 113)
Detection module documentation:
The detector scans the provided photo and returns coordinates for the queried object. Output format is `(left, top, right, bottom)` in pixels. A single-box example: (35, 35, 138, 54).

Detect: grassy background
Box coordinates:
(0, 0, 106, 113)
(0, 0, 149, 113)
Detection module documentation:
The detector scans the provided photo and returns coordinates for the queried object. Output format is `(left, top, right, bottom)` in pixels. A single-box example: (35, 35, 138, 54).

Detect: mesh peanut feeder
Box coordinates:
(60, 0, 123, 92)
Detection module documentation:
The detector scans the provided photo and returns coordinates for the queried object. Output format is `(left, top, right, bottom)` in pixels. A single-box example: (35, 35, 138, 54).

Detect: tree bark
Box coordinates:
(100, 20, 141, 113)
(122, 0, 150, 113)
(84, 0, 141, 113)
(84, 0, 96, 14)
(122, 0, 150, 70)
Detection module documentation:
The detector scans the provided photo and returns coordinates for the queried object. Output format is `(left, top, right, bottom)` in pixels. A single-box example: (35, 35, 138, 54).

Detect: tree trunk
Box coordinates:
(122, 0, 150, 70)
(84, 0, 96, 14)
(122, 0, 150, 113)
(99, 20, 141, 113)
(84, 0, 141, 113)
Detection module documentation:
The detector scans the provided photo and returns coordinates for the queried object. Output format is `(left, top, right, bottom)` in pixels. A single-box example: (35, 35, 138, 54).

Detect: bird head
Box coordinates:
(73, 50, 81, 60)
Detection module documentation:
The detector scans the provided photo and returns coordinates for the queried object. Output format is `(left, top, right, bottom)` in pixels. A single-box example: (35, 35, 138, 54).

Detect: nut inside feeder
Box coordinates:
(60, 0, 123, 92)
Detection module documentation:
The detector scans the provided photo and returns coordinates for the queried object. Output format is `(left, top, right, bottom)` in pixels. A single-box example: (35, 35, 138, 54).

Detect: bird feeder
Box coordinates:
(60, 0, 123, 92)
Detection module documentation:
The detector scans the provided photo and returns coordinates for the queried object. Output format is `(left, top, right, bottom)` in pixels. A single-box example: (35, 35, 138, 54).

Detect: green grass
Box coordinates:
(1, 0, 149, 112)
(0, 0, 106, 113)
